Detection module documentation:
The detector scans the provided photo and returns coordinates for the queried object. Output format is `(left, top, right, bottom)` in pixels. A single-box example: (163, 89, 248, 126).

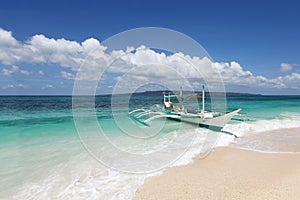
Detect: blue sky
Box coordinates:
(0, 0, 299, 95)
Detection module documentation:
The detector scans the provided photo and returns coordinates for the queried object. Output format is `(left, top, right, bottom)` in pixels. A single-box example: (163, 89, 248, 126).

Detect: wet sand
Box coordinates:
(232, 127, 300, 152)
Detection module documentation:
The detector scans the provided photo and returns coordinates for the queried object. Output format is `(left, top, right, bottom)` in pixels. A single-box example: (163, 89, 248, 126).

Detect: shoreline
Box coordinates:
(134, 146, 300, 200)
(231, 127, 300, 153)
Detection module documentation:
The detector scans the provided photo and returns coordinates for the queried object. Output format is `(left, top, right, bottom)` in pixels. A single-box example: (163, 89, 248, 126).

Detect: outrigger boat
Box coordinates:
(129, 86, 241, 131)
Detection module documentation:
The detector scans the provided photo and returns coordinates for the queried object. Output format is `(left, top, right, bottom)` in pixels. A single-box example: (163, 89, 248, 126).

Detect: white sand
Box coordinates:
(134, 147, 300, 200)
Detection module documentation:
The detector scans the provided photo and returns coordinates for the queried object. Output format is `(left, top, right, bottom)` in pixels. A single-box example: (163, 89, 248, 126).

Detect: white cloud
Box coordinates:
(38, 70, 44, 76)
(2, 83, 28, 89)
(1, 84, 14, 89)
(0, 29, 19, 47)
(1, 65, 30, 76)
(42, 84, 53, 89)
(16, 84, 28, 89)
(109, 48, 296, 91)
(0, 27, 299, 92)
(279, 73, 300, 89)
(60, 71, 75, 80)
(0, 28, 108, 72)
(2, 65, 19, 75)
(20, 69, 30, 75)
(280, 63, 298, 72)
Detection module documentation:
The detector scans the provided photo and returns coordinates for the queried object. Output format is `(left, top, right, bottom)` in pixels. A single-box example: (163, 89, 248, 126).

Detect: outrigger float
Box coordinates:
(129, 86, 241, 131)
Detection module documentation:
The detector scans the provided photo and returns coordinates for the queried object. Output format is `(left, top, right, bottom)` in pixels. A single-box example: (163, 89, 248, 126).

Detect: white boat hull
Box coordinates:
(168, 109, 241, 131)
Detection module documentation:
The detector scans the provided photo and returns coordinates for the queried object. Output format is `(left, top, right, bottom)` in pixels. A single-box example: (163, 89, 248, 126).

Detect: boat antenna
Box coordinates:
(202, 85, 205, 113)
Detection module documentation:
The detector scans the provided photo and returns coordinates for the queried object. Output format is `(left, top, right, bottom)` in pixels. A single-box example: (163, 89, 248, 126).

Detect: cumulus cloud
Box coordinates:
(38, 70, 44, 76)
(2, 65, 30, 76)
(278, 73, 300, 89)
(60, 71, 75, 80)
(109, 48, 297, 91)
(0, 27, 299, 92)
(16, 83, 28, 89)
(42, 84, 53, 89)
(2, 83, 28, 89)
(1, 84, 14, 89)
(0, 28, 108, 72)
(280, 63, 298, 72)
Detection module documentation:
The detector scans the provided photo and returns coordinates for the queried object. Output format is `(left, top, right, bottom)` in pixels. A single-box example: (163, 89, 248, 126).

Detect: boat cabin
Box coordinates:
(163, 93, 174, 110)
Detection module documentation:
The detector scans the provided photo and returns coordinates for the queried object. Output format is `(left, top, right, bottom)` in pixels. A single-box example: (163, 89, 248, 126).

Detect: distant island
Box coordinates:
(125, 90, 262, 97)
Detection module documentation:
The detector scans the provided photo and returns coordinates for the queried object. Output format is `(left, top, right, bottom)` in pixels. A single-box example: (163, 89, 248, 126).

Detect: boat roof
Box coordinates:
(164, 94, 177, 98)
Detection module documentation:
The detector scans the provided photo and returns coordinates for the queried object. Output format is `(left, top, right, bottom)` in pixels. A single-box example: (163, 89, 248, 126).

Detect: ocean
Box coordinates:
(0, 94, 300, 199)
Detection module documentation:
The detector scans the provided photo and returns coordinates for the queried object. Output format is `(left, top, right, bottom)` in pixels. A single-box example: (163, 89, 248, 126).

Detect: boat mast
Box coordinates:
(179, 86, 183, 102)
(202, 85, 205, 113)
(179, 86, 183, 111)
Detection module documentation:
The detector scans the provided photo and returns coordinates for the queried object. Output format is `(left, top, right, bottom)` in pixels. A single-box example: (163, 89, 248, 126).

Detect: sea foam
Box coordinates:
(7, 114, 300, 200)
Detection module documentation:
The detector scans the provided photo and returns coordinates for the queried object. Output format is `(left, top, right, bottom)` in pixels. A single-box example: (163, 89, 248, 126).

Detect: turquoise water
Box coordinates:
(0, 94, 300, 199)
(226, 96, 300, 120)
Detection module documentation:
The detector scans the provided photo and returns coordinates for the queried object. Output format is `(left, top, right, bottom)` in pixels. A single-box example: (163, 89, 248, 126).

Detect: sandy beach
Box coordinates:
(134, 147, 300, 200)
